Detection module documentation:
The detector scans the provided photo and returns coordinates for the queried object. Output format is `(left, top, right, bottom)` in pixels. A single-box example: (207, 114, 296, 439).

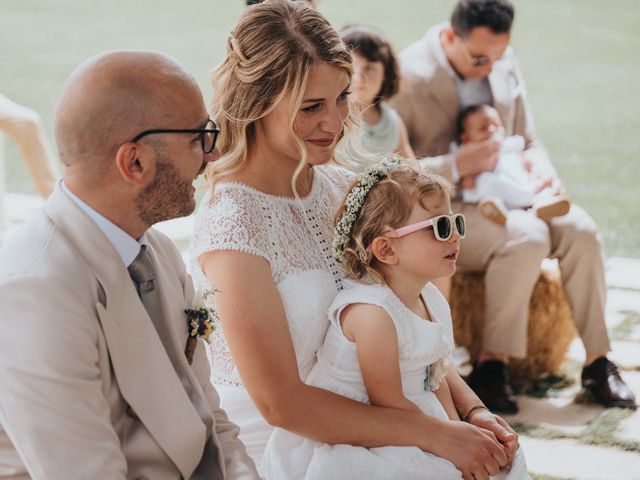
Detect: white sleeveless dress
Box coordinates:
(189, 164, 355, 466)
(261, 282, 531, 480)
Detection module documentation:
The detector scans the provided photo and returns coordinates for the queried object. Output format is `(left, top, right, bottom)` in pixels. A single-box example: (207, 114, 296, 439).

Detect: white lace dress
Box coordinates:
(189, 164, 355, 466)
(261, 282, 531, 480)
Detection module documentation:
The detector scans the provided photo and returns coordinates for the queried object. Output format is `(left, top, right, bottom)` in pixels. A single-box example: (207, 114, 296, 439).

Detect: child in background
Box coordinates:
(340, 25, 414, 169)
(457, 104, 570, 225)
(262, 160, 530, 479)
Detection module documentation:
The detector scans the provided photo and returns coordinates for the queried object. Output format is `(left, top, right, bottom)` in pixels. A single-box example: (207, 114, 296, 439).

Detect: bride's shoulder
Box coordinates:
(195, 182, 260, 214)
(315, 164, 356, 195)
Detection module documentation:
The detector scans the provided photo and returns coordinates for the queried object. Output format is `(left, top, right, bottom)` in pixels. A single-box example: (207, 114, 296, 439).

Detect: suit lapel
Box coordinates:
(45, 186, 206, 479)
(146, 240, 215, 426)
(428, 67, 459, 123)
(424, 29, 459, 125)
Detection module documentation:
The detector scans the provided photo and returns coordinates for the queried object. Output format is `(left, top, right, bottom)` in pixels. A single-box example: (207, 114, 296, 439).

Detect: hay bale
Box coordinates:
(450, 268, 576, 382)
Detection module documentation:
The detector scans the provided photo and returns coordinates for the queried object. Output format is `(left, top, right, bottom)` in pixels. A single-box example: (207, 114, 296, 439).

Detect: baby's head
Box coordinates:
(334, 160, 460, 284)
(340, 25, 399, 109)
(456, 104, 505, 144)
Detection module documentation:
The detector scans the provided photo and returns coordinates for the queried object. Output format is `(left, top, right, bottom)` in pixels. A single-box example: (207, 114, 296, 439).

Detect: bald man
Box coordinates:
(0, 52, 259, 479)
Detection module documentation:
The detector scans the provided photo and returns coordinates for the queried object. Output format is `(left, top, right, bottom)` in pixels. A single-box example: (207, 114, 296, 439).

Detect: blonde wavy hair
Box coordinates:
(336, 165, 453, 283)
(208, 0, 356, 193)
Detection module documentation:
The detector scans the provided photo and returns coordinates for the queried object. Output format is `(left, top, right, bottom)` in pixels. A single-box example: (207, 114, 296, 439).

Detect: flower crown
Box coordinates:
(333, 156, 402, 263)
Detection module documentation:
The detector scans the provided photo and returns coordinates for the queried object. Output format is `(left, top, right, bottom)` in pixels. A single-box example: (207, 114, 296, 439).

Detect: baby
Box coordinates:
(457, 104, 570, 225)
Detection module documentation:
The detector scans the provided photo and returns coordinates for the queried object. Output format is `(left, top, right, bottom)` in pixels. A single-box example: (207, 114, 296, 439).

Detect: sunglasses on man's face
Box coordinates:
(386, 214, 466, 241)
(458, 38, 499, 67)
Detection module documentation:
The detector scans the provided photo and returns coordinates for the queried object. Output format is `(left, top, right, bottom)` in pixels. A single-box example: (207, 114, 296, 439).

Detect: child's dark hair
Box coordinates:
(340, 25, 400, 106)
(455, 104, 489, 144)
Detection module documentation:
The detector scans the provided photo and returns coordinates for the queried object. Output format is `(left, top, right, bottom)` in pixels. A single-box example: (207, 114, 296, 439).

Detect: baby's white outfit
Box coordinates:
(261, 282, 531, 479)
(462, 135, 553, 208)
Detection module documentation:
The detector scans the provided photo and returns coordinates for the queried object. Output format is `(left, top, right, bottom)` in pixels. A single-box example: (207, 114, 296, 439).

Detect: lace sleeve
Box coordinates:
(323, 164, 356, 196)
(190, 187, 271, 265)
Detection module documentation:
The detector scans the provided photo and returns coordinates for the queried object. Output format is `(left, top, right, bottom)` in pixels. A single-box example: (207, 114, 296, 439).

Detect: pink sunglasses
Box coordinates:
(387, 214, 466, 241)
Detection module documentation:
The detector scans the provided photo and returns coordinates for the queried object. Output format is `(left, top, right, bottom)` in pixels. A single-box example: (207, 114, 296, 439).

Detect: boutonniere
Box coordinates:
(184, 290, 218, 364)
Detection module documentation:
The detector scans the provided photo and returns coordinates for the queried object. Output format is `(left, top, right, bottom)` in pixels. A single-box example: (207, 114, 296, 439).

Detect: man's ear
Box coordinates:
(115, 142, 153, 188)
(442, 25, 456, 45)
(370, 236, 398, 266)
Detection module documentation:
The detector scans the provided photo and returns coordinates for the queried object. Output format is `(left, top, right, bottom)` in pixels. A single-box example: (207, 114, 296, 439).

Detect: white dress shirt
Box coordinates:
(61, 181, 147, 267)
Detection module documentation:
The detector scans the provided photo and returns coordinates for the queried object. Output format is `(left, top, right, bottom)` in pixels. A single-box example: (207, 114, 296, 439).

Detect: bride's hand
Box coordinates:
(432, 420, 506, 480)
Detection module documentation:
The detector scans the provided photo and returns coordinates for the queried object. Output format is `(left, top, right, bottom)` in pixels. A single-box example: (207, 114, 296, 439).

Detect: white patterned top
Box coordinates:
(190, 164, 355, 388)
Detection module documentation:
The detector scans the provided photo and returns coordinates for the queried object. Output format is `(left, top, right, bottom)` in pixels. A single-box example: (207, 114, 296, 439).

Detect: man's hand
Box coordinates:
(455, 138, 501, 177)
(467, 408, 519, 464)
(460, 175, 476, 189)
(432, 420, 507, 480)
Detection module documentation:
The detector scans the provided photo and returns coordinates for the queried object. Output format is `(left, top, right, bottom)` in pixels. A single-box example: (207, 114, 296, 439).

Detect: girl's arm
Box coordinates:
(202, 250, 507, 477)
(340, 302, 421, 413)
(343, 303, 459, 422)
(434, 379, 460, 421)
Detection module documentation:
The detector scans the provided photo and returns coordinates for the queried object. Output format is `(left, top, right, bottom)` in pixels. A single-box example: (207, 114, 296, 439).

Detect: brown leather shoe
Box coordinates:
(467, 360, 519, 414)
(581, 357, 637, 409)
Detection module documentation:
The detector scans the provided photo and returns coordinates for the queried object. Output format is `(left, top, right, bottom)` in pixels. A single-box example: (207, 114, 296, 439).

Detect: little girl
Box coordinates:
(262, 159, 530, 479)
(340, 25, 415, 168)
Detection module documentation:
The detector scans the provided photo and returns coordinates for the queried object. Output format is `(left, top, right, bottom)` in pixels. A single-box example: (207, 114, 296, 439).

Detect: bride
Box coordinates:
(191, 1, 518, 478)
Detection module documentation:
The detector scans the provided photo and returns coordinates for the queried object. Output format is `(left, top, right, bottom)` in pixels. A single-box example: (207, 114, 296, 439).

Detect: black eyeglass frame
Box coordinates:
(130, 118, 220, 153)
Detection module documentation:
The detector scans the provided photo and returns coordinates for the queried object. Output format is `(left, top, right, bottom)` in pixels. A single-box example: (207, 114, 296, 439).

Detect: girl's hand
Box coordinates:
(432, 420, 507, 480)
(467, 408, 519, 464)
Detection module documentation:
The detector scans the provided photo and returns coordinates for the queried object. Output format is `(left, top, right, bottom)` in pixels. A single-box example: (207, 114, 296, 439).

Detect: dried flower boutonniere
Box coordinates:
(184, 290, 217, 364)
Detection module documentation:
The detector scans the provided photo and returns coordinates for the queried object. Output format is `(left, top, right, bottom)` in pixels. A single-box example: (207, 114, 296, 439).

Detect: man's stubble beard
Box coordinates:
(135, 156, 195, 227)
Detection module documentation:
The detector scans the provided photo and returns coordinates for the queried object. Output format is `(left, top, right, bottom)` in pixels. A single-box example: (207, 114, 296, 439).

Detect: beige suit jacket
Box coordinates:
(390, 24, 557, 185)
(0, 186, 258, 479)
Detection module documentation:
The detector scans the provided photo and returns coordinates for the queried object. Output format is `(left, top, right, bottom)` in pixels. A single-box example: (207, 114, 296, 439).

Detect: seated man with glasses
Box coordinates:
(0, 50, 258, 479)
(391, 0, 635, 414)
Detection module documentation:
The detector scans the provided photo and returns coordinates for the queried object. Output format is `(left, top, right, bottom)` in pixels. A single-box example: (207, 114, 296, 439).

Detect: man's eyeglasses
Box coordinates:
(458, 39, 496, 68)
(130, 118, 220, 153)
(386, 214, 466, 241)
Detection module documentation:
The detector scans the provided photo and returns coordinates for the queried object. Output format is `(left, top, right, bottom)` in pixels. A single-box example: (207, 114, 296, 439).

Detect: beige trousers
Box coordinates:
(0, 94, 58, 198)
(456, 201, 610, 359)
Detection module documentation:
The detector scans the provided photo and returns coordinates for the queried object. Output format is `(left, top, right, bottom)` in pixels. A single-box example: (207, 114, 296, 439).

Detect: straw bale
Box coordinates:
(450, 268, 576, 382)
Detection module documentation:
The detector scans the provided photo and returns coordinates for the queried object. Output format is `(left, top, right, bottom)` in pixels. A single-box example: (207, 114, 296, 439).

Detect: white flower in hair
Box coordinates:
(333, 156, 402, 263)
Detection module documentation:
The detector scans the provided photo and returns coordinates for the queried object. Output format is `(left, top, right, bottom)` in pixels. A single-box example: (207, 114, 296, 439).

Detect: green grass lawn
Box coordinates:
(1, 0, 639, 256)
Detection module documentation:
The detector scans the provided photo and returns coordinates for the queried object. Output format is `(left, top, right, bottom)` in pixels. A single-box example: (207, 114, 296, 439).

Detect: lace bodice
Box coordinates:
(190, 164, 355, 388)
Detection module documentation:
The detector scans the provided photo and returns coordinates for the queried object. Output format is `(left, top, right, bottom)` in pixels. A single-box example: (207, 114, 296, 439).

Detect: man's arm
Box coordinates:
(0, 277, 127, 479)
(190, 338, 260, 479)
